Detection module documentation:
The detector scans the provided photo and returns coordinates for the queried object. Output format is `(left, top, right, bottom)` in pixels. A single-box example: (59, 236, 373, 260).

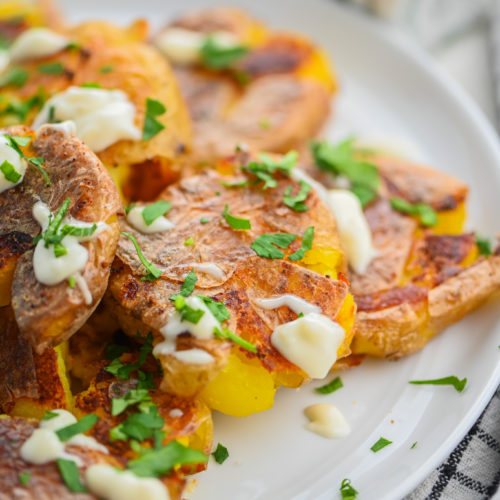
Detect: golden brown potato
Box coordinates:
(107, 152, 355, 400)
(156, 7, 335, 162)
(1, 20, 192, 201)
(0, 125, 121, 353)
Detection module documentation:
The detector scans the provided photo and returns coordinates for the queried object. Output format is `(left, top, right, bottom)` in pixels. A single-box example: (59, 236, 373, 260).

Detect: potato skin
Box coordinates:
(0, 126, 121, 354)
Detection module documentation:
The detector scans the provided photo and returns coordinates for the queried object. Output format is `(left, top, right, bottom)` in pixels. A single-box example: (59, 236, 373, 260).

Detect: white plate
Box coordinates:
(60, 1, 500, 498)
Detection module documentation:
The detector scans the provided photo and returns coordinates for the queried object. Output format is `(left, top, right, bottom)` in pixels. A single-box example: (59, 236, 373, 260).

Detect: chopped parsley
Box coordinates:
(411, 441, 418, 449)
(18, 472, 31, 486)
(288, 226, 314, 261)
(200, 36, 249, 69)
(212, 443, 229, 464)
(214, 326, 257, 353)
(340, 478, 358, 499)
(197, 296, 231, 322)
(38, 62, 64, 75)
(282, 179, 311, 212)
(120, 231, 162, 281)
(409, 376, 467, 393)
(0, 159, 21, 183)
(311, 138, 380, 207)
(112, 404, 164, 442)
(169, 269, 198, 300)
(111, 388, 151, 416)
(124, 204, 136, 215)
(128, 439, 207, 478)
(370, 437, 392, 452)
(242, 150, 298, 189)
(184, 237, 195, 246)
(251, 233, 298, 259)
(476, 236, 492, 256)
(56, 458, 87, 493)
(315, 376, 343, 394)
(0, 67, 28, 87)
(221, 179, 249, 188)
(142, 98, 166, 141)
(80, 81, 101, 88)
(4, 134, 51, 185)
(390, 197, 438, 227)
(41, 410, 58, 420)
(200, 217, 209, 224)
(1, 90, 46, 123)
(99, 64, 113, 73)
(55, 414, 99, 442)
(222, 204, 251, 230)
(141, 200, 172, 226)
(68, 276, 76, 288)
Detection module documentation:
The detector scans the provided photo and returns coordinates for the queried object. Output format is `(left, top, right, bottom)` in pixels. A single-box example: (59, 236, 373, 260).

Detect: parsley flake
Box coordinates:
(476, 236, 492, 257)
(243, 151, 298, 189)
(212, 443, 229, 464)
(114, 404, 164, 442)
(251, 232, 297, 259)
(214, 326, 257, 353)
(0, 159, 21, 183)
(390, 197, 438, 227)
(282, 179, 311, 212)
(121, 231, 162, 281)
(197, 296, 230, 322)
(0, 67, 28, 87)
(142, 98, 166, 141)
(340, 478, 358, 499)
(112, 388, 151, 416)
(19, 472, 31, 486)
(222, 204, 251, 230)
(184, 237, 195, 246)
(169, 269, 198, 300)
(38, 62, 64, 75)
(315, 376, 343, 394)
(55, 414, 99, 442)
(41, 410, 58, 420)
(56, 458, 87, 493)
(200, 217, 209, 224)
(99, 64, 113, 73)
(370, 437, 392, 452)
(288, 226, 314, 261)
(409, 376, 467, 393)
(411, 441, 418, 449)
(142, 200, 172, 226)
(200, 36, 249, 69)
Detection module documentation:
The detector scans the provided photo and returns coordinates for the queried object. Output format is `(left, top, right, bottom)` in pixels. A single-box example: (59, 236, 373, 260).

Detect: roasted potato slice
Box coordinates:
(107, 153, 355, 415)
(1, 19, 192, 201)
(0, 125, 121, 353)
(155, 7, 335, 162)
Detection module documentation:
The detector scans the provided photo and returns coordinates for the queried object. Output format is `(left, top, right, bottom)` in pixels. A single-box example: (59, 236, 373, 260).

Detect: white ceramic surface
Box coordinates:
(60, 1, 500, 498)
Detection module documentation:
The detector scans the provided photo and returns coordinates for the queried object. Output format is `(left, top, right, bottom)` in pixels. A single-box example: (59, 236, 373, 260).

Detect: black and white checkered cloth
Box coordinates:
(405, 386, 500, 500)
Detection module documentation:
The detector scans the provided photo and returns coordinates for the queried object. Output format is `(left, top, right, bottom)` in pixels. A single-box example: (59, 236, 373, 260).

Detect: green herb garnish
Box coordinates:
(390, 197, 438, 227)
(111, 388, 151, 416)
(200, 36, 249, 69)
(184, 237, 194, 246)
(251, 232, 297, 259)
(105, 343, 129, 360)
(340, 478, 358, 499)
(315, 376, 343, 394)
(283, 179, 311, 212)
(197, 296, 230, 322)
(200, 217, 209, 224)
(18, 472, 31, 486)
(115, 404, 164, 442)
(212, 443, 229, 464)
(55, 414, 99, 442)
(169, 269, 198, 300)
(311, 138, 380, 207)
(180, 303, 205, 324)
(288, 226, 314, 261)
(56, 459, 87, 493)
(411, 441, 417, 449)
(222, 204, 251, 230)
(80, 81, 101, 88)
(121, 231, 162, 281)
(142, 98, 166, 141)
(220, 179, 249, 188)
(68, 276, 76, 288)
(409, 376, 467, 393)
(214, 326, 257, 353)
(99, 64, 113, 74)
(0, 67, 28, 87)
(476, 236, 492, 256)
(38, 62, 64, 75)
(243, 151, 298, 189)
(142, 200, 172, 226)
(41, 410, 58, 420)
(370, 437, 392, 452)
(128, 440, 207, 478)
(0, 159, 22, 183)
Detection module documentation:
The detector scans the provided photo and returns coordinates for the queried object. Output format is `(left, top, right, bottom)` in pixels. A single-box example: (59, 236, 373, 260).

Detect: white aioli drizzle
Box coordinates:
(155, 28, 239, 65)
(256, 295, 345, 379)
(126, 206, 174, 234)
(32, 201, 107, 302)
(153, 296, 218, 363)
(20, 409, 108, 466)
(86, 464, 170, 500)
(33, 86, 141, 152)
(10, 28, 69, 62)
(326, 189, 377, 274)
(304, 403, 351, 439)
(0, 134, 27, 193)
(190, 262, 224, 280)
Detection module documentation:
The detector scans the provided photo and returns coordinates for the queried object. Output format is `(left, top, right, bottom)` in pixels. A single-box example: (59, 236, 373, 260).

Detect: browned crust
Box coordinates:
(0, 126, 121, 353)
(355, 285, 428, 313)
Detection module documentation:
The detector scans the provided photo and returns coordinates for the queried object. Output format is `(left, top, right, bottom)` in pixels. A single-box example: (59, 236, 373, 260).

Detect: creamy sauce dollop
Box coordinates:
(33, 86, 141, 152)
(0, 134, 27, 193)
(304, 403, 351, 439)
(10, 28, 69, 62)
(126, 206, 175, 234)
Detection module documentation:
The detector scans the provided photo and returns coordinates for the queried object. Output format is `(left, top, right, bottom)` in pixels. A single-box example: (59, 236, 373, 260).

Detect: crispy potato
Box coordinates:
(0, 125, 121, 353)
(1, 20, 192, 201)
(156, 7, 335, 162)
(0, 415, 121, 500)
(107, 155, 354, 412)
